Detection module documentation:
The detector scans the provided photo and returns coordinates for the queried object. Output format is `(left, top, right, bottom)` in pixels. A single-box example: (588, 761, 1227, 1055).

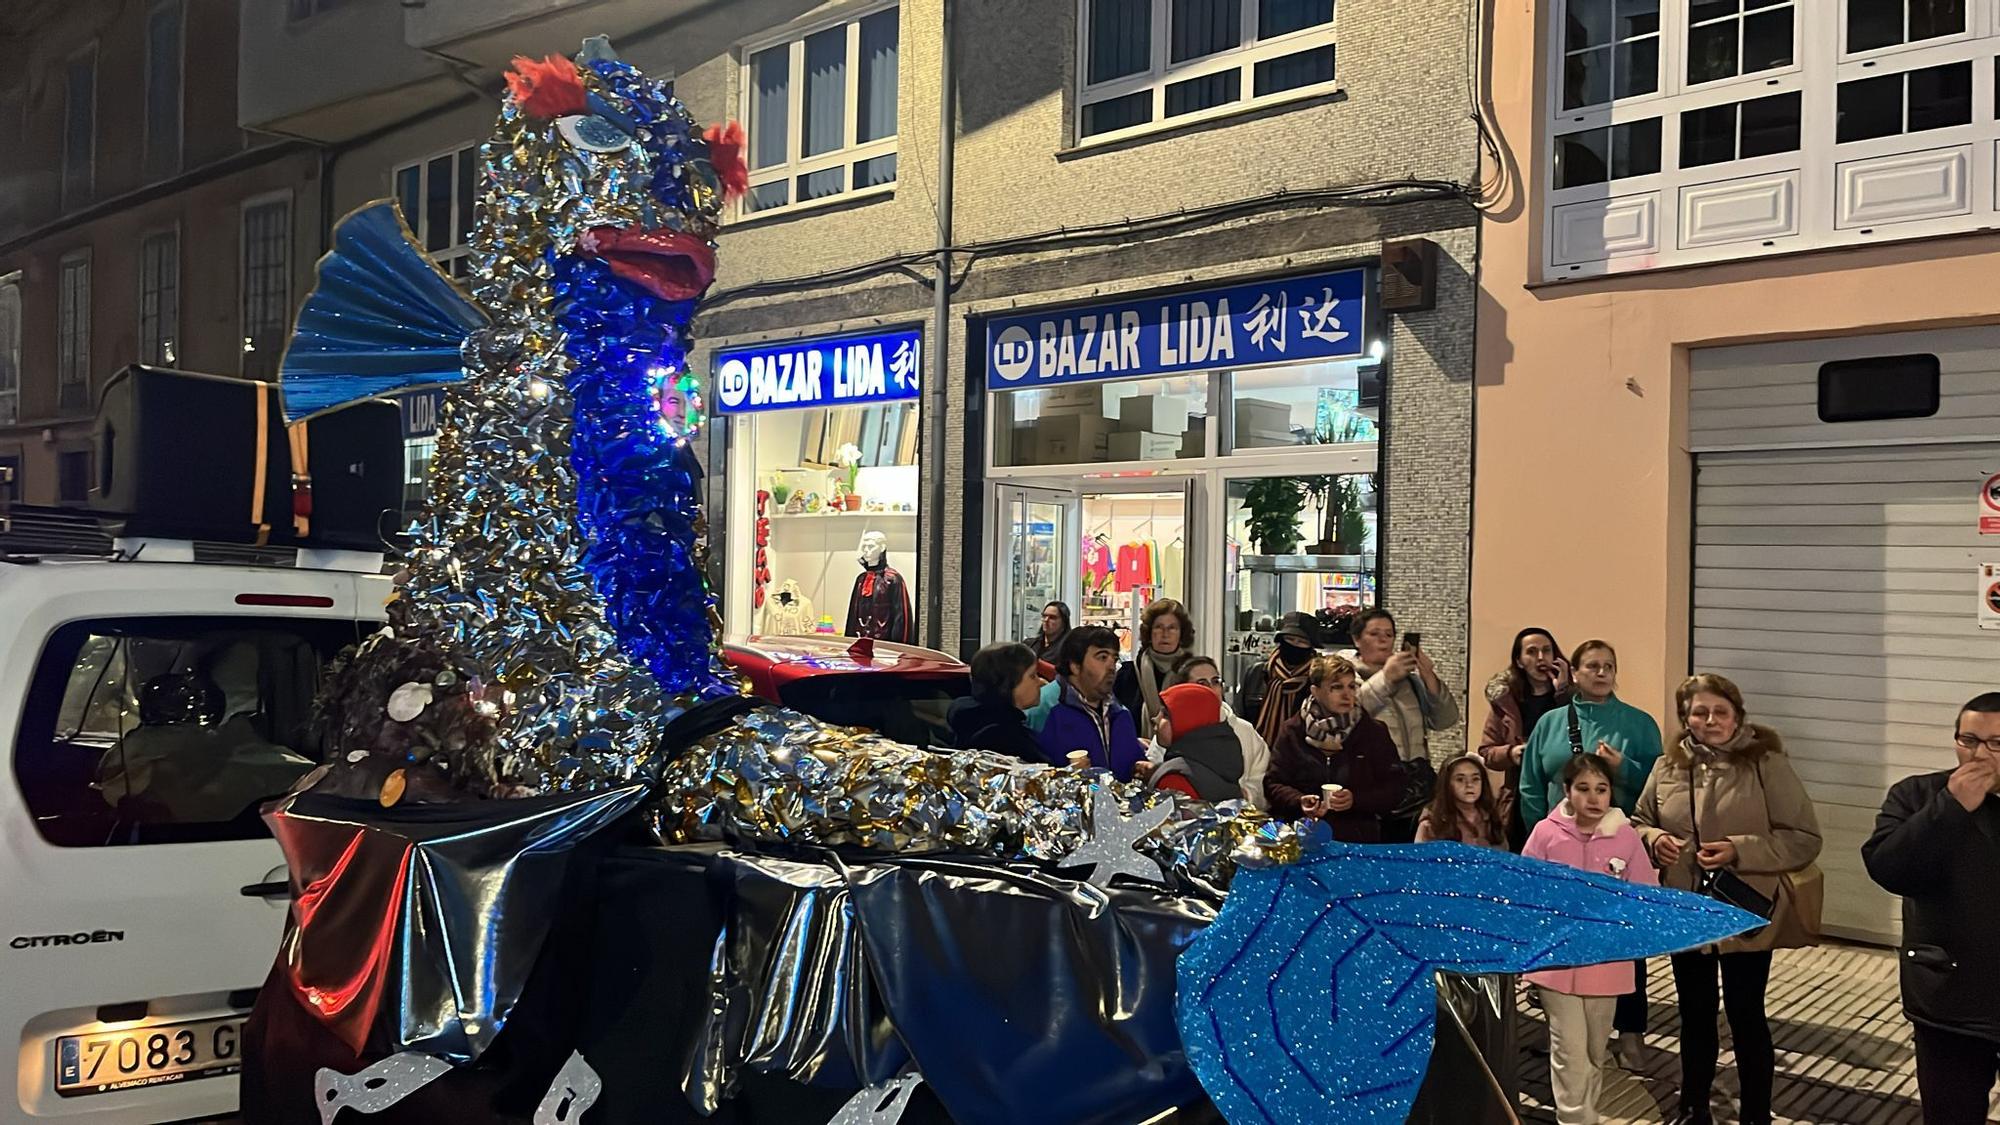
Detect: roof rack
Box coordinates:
(0, 505, 385, 573)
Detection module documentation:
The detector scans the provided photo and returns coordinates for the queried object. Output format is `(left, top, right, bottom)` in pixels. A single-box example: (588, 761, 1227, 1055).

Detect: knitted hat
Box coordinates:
(1161, 682, 1222, 736)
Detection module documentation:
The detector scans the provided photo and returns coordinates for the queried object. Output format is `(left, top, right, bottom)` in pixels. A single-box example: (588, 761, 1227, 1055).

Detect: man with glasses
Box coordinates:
(1863, 692, 2000, 1123)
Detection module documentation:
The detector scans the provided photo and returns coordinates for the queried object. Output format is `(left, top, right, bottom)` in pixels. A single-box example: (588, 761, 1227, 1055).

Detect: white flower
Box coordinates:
(1607, 857, 1628, 877)
(836, 442, 864, 468)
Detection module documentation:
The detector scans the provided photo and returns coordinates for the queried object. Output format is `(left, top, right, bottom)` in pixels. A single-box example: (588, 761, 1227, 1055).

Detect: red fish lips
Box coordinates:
(578, 226, 716, 302)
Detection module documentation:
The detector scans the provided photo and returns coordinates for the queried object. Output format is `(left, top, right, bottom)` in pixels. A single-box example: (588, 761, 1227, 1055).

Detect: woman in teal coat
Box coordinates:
(1518, 637, 1665, 1062)
(1519, 639, 1662, 824)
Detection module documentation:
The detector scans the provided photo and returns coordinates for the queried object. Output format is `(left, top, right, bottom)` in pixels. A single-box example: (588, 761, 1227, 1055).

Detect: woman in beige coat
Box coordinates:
(1634, 674, 1821, 1125)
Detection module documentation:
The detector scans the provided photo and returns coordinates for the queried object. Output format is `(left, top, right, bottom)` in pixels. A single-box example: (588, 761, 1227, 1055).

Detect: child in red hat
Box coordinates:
(1151, 682, 1248, 803)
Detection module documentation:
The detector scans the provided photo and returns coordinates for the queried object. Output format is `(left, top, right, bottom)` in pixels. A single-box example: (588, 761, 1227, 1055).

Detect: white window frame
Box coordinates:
(1683, 0, 1803, 92)
(735, 2, 901, 219)
(138, 227, 179, 367)
(0, 272, 20, 426)
(144, 0, 184, 181)
(392, 143, 478, 278)
(61, 43, 97, 211)
(1072, 0, 1339, 147)
(239, 191, 292, 382)
(57, 251, 91, 415)
(1837, 0, 1977, 62)
(1540, 0, 2000, 280)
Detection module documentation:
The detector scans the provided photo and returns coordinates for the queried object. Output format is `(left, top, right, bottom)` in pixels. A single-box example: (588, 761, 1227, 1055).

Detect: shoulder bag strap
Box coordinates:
(1566, 701, 1584, 754)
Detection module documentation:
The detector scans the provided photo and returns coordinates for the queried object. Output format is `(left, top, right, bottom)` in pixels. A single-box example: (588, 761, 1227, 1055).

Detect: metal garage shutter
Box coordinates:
(1691, 327, 2000, 946)
(1693, 445, 2000, 944)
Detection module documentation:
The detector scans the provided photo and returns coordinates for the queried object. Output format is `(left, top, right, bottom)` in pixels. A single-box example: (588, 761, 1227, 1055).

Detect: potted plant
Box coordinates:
(836, 443, 864, 511)
(1242, 477, 1304, 556)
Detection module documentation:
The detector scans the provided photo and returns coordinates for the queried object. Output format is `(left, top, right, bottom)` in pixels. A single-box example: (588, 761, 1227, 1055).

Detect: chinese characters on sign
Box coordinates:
(983, 269, 1368, 389)
(713, 328, 924, 415)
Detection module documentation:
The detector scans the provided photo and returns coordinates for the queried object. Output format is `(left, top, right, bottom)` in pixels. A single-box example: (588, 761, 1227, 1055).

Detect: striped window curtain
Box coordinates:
(857, 9, 899, 143)
(1171, 0, 1240, 62)
(1259, 0, 1332, 38)
(802, 26, 848, 158)
(750, 46, 790, 170)
(1088, 0, 1152, 84)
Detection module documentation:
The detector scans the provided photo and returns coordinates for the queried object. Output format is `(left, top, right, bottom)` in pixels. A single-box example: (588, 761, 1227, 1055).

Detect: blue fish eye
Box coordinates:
(558, 114, 633, 154)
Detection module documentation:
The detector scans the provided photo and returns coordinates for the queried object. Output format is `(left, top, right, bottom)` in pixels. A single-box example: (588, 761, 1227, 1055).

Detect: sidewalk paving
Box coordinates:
(1513, 943, 2000, 1124)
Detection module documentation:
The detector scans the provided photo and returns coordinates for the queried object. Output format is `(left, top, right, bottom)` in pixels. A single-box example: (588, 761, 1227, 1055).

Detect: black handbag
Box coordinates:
(1688, 766, 1774, 921)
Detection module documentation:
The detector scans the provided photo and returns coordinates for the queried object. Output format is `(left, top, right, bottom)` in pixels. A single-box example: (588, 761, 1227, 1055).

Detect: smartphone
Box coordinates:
(1401, 631, 1421, 651)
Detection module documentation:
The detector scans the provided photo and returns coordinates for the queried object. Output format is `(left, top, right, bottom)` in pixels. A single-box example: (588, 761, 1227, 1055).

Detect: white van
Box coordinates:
(0, 539, 389, 1123)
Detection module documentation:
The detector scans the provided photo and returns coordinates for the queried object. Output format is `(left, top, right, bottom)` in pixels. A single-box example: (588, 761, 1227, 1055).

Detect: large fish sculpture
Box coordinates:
(275, 41, 1757, 1123)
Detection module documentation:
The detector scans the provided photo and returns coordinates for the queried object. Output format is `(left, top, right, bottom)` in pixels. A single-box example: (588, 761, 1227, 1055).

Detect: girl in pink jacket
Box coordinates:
(1522, 754, 1659, 1125)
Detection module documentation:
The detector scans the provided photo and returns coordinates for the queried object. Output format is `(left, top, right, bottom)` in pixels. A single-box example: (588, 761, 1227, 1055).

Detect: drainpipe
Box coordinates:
(923, 0, 956, 652)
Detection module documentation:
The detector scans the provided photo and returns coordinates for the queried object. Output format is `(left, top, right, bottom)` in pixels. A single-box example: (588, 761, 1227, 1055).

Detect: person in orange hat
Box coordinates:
(1150, 682, 1249, 804)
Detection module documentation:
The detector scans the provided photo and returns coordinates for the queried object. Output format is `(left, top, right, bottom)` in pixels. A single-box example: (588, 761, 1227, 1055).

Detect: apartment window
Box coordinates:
(1687, 0, 1793, 85)
(1076, 0, 1336, 140)
(1837, 60, 1972, 142)
(63, 49, 95, 210)
(394, 145, 478, 278)
(1554, 118, 1662, 188)
(1560, 0, 1660, 110)
(58, 253, 91, 413)
(139, 231, 179, 366)
(58, 451, 91, 503)
(1680, 91, 1802, 166)
(0, 279, 19, 425)
(1847, 0, 1964, 54)
(145, 1, 183, 180)
(241, 199, 290, 381)
(742, 6, 899, 214)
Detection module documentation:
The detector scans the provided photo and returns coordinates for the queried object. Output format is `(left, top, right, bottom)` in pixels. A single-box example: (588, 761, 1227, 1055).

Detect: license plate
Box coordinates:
(54, 1016, 244, 1096)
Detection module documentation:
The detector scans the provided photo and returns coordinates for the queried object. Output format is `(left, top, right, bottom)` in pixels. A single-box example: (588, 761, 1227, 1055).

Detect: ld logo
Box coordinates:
(990, 326, 1034, 383)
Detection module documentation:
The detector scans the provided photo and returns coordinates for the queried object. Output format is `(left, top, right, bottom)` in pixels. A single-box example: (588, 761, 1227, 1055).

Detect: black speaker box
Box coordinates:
(92, 366, 402, 551)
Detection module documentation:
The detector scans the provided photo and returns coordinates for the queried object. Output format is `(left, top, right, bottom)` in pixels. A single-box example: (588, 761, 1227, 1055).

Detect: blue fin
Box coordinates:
(279, 201, 488, 421)
(1177, 842, 1761, 1123)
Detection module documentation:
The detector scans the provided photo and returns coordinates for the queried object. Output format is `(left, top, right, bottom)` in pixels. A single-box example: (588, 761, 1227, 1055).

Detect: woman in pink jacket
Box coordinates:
(1523, 754, 1659, 1125)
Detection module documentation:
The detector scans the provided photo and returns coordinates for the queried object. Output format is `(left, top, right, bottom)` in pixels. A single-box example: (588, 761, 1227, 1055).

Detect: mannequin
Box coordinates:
(845, 529, 913, 643)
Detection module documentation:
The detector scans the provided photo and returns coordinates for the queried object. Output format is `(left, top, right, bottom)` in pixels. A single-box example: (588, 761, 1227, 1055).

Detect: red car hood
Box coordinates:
(720, 634, 967, 686)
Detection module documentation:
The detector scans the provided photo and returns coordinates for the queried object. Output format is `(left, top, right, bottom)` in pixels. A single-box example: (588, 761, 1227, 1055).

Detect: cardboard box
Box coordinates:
(1038, 384, 1115, 418)
(1234, 423, 1298, 449)
(1234, 398, 1294, 432)
(1179, 416, 1208, 458)
(1108, 431, 1181, 461)
(1118, 394, 1190, 435)
(1033, 414, 1112, 463)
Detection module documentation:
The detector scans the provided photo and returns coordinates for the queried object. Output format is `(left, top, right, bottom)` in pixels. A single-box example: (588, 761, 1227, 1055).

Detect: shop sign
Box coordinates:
(1983, 563, 2000, 631)
(712, 328, 924, 415)
(1981, 472, 2000, 535)
(400, 388, 445, 439)
(983, 268, 1367, 390)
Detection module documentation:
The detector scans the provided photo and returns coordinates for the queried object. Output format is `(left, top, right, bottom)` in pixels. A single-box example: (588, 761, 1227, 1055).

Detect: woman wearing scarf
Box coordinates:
(1250, 611, 1320, 748)
(1114, 598, 1193, 733)
(1264, 654, 1402, 842)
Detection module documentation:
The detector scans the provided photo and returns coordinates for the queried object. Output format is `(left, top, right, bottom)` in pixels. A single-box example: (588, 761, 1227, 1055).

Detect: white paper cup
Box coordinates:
(1321, 784, 1345, 800)
(1067, 751, 1091, 769)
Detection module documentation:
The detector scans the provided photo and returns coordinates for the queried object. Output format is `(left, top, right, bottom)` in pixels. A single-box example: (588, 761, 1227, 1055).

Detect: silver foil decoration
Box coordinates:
(533, 1050, 604, 1124)
(1058, 783, 1175, 886)
(313, 1052, 451, 1124)
(829, 1071, 925, 1125)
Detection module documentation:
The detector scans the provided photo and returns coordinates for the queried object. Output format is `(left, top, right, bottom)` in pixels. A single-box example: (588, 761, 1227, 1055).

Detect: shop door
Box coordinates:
(1078, 482, 1197, 656)
(993, 484, 1080, 648)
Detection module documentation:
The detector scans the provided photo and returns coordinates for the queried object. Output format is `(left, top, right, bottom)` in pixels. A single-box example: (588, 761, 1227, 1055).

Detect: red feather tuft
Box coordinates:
(703, 121, 750, 200)
(506, 54, 590, 119)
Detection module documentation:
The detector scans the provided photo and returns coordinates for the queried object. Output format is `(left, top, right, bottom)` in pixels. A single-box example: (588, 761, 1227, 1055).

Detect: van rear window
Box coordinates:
(12, 616, 371, 847)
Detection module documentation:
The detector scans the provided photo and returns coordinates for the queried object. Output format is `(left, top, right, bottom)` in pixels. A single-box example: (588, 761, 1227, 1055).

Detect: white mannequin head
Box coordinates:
(857, 530, 888, 567)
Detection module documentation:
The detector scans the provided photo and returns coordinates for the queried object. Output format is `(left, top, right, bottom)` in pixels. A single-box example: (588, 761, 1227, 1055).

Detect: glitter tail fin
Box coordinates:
(280, 201, 489, 421)
(1177, 842, 1760, 1123)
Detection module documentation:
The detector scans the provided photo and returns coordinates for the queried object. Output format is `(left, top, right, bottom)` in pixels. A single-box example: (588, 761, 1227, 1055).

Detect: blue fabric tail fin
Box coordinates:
(280, 201, 489, 421)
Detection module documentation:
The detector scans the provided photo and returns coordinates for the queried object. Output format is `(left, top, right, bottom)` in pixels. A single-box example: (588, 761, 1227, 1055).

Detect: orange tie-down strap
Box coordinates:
(248, 381, 311, 544)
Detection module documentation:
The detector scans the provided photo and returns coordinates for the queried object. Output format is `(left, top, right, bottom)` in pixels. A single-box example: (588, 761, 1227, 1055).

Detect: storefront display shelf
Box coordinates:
(768, 510, 918, 522)
(1238, 553, 1376, 572)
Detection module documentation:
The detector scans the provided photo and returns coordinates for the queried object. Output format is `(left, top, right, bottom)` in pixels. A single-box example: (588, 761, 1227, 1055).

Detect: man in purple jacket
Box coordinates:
(1037, 625, 1145, 780)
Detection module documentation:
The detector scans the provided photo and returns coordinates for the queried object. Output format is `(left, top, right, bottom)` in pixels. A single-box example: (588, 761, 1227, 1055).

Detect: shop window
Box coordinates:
(1687, 0, 1793, 86)
(241, 197, 290, 381)
(1846, 0, 1963, 55)
(403, 436, 435, 517)
(139, 230, 179, 366)
(0, 278, 19, 426)
(1079, 491, 1187, 649)
(748, 401, 920, 640)
(1561, 0, 1660, 111)
(394, 145, 478, 279)
(1222, 472, 1377, 714)
(1680, 91, 1801, 167)
(994, 374, 1210, 467)
(1553, 117, 1661, 188)
(1076, 0, 1336, 142)
(741, 6, 900, 215)
(58, 252, 91, 413)
(1226, 359, 1379, 452)
(1836, 60, 1972, 143)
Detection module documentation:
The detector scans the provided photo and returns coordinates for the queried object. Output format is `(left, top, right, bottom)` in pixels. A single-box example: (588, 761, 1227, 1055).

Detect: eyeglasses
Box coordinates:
(1953, 733, 2000, 753)
(1577, 662, 1617, 675)
(1190, 677, 1225, 689)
